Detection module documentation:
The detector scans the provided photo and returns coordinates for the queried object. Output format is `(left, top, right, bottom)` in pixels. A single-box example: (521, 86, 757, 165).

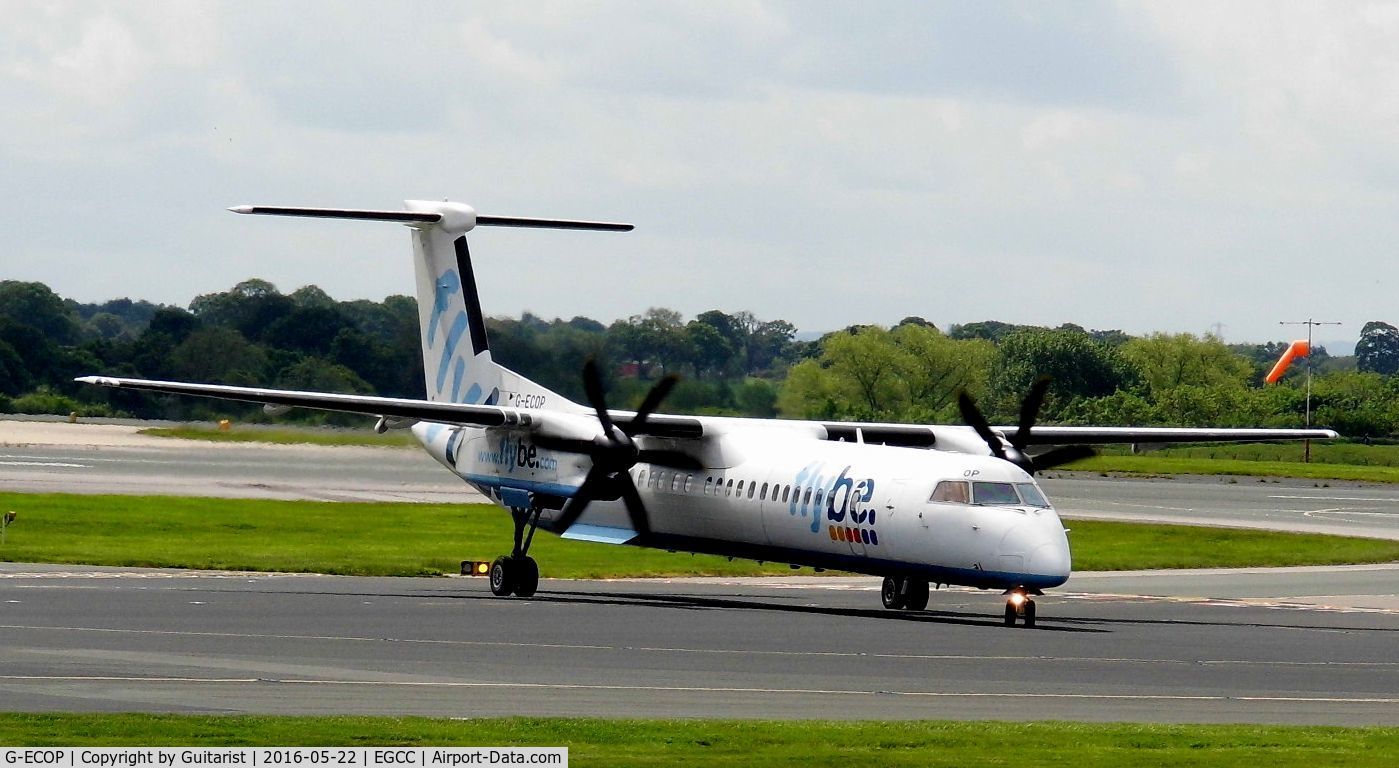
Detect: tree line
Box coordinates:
(3, 278, 1399, 438)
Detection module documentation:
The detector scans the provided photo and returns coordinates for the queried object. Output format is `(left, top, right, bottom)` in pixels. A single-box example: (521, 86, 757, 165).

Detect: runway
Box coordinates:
(1, 419, 1396, 725)
(0, 563, 1395, 724)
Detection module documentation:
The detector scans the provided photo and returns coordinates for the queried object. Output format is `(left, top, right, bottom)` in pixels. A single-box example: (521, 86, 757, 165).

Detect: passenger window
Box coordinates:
(736, 480, 745, 496)
(671, 474, 681, 492)
(726, 479, 734, 496)
(760, 482, 769, 500)
(814, 489, 825, 508)
(704, 477, 714, 494)
(638, 470, 646, 486)
(802, 487, 812, 505)
(684, 475, 693, 493)
(748, 482, 756, 499)
(782, 486, 791, 503)
(929, 480, 970, 504)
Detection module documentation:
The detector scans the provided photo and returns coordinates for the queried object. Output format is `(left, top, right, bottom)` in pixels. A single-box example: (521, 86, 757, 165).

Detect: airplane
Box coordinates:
(78, 199, 1339, 628)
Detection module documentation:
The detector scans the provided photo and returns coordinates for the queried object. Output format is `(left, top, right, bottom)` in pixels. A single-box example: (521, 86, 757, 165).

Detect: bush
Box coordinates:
(6, 387, 116, 417)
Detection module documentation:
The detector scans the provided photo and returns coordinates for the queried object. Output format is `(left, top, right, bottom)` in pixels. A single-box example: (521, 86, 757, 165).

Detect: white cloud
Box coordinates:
(0, 1, 1394, 346)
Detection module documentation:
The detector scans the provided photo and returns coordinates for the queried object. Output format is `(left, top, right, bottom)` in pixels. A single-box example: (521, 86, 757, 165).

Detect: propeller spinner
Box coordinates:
(535, 361, 700, 537)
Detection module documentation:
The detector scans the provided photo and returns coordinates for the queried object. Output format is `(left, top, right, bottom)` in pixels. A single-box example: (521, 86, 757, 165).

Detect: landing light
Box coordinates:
(1009, 593, 1026, 606)
(461, 560, 491, 577)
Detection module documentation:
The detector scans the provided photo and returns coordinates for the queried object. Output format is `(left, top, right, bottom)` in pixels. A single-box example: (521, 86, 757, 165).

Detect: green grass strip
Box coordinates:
(0, 715, 1394, 765)
(139, 426, 418, 448)
(1062, 454, 1399, 484)
(1, 493, 1396, 576)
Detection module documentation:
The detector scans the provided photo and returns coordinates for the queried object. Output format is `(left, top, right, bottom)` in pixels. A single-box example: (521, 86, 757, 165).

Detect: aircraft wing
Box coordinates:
(1000, 425, 1340, 445)
(811, 419, 1337, 449)
(76, 375, 705, 437)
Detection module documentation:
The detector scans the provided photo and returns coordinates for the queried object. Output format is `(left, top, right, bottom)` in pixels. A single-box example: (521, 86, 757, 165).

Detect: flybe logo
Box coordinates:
(477, 436, 559, 473)
(790, 462, 879, 546)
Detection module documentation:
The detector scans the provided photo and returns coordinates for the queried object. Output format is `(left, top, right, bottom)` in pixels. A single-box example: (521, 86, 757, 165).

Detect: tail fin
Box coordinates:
(229, 200, 632, 410)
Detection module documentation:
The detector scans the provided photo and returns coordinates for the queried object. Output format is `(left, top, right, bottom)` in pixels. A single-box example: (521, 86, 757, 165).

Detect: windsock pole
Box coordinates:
(1278, 319, 1342, 462)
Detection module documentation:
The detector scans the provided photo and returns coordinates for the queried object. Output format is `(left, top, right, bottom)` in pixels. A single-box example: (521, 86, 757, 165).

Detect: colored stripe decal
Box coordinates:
(435, 312, 469, 393)
(453, 237, 491, 355)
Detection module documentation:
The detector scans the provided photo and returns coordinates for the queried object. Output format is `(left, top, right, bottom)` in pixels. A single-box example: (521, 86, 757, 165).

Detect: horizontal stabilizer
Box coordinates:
(229, 203, 633, 233)
(228, 206, 442, 223)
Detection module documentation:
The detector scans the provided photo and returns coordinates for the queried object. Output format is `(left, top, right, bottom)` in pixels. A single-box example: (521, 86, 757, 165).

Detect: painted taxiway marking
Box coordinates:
(0, 461, 87, 468)
(1270, 495, 1399, 503)
(1, 674, 1396, 706)
(4, 624, 1398, 668)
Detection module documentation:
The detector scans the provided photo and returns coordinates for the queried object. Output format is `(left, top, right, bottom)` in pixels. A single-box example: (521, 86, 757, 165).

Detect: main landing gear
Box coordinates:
(1003, 588, 1037, 628)
(880, 576, 930, 611)
(489, 506, 543, 598)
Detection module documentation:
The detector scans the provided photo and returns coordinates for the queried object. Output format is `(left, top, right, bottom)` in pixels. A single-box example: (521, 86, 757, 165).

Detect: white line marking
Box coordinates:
(3, 624, 1396, 667)
(1270, 495, 1399, 503)
(0, 461, 87, 468)
(0, 674, 1395, 705)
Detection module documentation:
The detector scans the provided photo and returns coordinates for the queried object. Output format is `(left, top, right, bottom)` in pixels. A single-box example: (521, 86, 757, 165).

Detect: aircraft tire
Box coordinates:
(1003, 603, 1017, 627)
(514, 556, 539, 598)
(489, 556, 515, 597)
(881, 576, 906, 610)
(903, 579, 930, 611)
(1023, 599, 1036, 628)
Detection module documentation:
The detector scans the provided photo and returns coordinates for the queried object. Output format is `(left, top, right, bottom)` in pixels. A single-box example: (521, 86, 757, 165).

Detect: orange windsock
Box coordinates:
(1265, 339, 1310, 383)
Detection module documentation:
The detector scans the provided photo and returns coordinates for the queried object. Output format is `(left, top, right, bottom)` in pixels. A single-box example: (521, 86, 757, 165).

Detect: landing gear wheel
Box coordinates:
(1003, 603, 1017, 626)
(489, 556, 515, 597)
(903, 579, 930, 611)
(1023, 599, 1036, 628)
(881, 576, 906, 610)
(514, 556, 539, 598)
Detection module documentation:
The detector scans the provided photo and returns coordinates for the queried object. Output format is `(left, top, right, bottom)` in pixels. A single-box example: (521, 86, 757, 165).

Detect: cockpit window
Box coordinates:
(929, 480, 970, 503)
(1015, 482, 1051, 508)
(971, 481, 1022, 506)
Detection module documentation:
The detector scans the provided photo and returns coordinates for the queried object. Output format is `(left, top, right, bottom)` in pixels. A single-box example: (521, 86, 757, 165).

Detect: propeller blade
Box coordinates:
(1030, 445, 1097, 472)
(581, 359, 615, 435)
(1014, 377, 1051, 449)
(958, 391, 1006, 460)
(618, 476, 652, 536)
(551, 471, 601, 533)
(637, 448, 704, 470)
(630, 374, 679, 429)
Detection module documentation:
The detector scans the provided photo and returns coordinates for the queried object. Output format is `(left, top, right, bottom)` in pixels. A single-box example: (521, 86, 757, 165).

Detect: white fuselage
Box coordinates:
(414, 420, 1072, 591)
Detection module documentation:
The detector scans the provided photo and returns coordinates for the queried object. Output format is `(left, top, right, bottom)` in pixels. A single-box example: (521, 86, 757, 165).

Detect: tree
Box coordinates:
(0, 281, 81, 344)
(1356, 321, 1399, 376)
(988, 328, 1140, 420)
(1121, 333, 1252, 393)
(777, 324, 994, 422)
(169, 327, 268, 384)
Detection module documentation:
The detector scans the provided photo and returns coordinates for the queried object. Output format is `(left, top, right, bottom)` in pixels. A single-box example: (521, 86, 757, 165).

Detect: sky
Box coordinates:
(3, 2, 1396, 349)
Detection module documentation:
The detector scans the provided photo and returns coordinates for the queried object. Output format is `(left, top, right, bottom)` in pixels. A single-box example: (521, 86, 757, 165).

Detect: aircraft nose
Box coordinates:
(999, 515, 1072, 588)
(1028, 536, 1071, 586)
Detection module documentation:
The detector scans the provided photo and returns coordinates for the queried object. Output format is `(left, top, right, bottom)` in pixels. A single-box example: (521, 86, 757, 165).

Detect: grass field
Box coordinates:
(1060, 454, 1399, 484)
(1, 493, 1396, 576)
(0, 714, 1394, 765)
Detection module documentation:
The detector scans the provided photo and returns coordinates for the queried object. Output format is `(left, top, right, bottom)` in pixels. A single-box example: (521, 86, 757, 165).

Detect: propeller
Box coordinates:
(541, 361, 699, 536)
(957, 377, 1096, 474)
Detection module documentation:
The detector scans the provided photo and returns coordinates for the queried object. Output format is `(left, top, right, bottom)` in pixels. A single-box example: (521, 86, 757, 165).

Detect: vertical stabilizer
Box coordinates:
(226, 199, 633, 413)
(403, 200, 578, 412)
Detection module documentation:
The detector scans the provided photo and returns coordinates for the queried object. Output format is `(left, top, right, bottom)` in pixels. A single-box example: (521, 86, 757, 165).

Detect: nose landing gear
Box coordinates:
(1003, 588, 1037, 627)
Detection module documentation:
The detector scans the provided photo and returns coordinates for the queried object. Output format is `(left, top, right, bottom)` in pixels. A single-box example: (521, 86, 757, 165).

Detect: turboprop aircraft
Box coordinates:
(79, 200, 1338, 627)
